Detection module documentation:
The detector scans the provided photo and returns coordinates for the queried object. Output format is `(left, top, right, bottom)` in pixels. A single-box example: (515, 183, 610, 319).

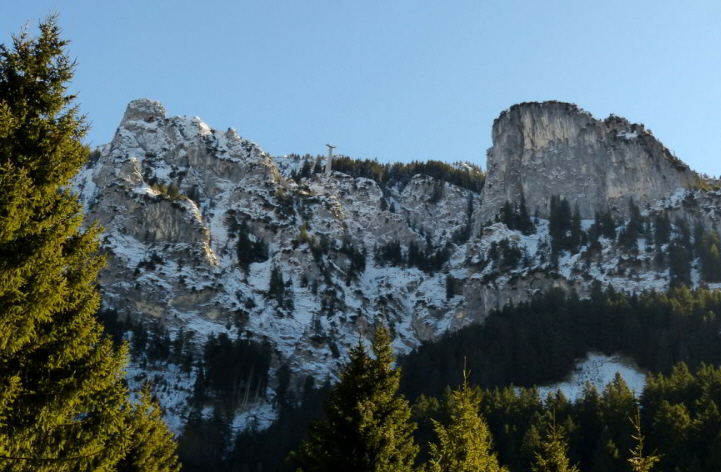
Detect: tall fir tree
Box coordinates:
(291, 326, 418, 472)
(427, 371, 507, 472)
(0, 16, 178, 471)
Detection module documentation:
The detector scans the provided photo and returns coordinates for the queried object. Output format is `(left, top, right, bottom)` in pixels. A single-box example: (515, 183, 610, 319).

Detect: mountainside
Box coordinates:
(75, 99, 721, 431)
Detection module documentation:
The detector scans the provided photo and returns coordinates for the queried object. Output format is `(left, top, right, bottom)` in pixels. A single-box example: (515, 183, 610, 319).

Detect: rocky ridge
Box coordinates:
(75, 99, 721, 431)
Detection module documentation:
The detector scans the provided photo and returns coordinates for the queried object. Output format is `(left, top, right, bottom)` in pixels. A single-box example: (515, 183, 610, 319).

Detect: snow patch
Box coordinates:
(539, 352, 646, 401)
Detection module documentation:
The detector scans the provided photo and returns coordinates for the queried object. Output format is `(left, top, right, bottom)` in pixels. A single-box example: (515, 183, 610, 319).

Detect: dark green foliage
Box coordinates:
(339, 236, 367, 283)
(226, 286, 721, 471)
(291, 327, 418, 472)
(119, 389, 182, 472)
(570, 204, 583, 251)
(310, 233, 332, 263)
(487, 239, 524, 272)
(171, 328, 195, 374)
(698, 229, 721, 283)
(97, 308, 131, 348)
(0, 17, 178, 470)
(147, 321, 172, 363)
(228, 378, 331, 472)
(376, 240, 405, 266)
(280, 334, 721, 472)
(446, 275, 458, 300)
(376, 239, 452, 273)
(627, 409, 661, 472)
(499, 239, 523, 271)
(328, 156, 485, 194)
(667, 218, 693, 288)
(668, 241, 692, 288)
(268, 265, 294, 311)
(452, 195, 475, 244)
(693, 221, 707, 259)
(275, 363, 292, 407)
(131, 321, 150, 361)
(595, 209, 617, 240)
(654, 213, 671, 246)
(427, 373, 507, 472)
(549, 195, 582, 259)
(429, 181, 445, 203)
(532, 413, 579, 472)
(136, 252, 164, 272)
(313, 157, 323, 174)
(499, 192, 535, 235)
(200, 333, 272, 409)
(269, 265, 286, 299)
(618, 199, 643, 254)
(234, 220, 268, 271)
(401, 287, 721, 400)
(177, 408, 232, 472)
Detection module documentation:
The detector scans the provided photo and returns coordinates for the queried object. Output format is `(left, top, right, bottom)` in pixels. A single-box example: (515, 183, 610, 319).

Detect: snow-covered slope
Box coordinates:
(538, 352, 646, 401)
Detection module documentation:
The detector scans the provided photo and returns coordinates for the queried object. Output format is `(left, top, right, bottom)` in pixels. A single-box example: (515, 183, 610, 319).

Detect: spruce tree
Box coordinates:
(291, 326, 418, 472)
(118, 390, 181, 472)
(0, 16, 178, 471)
(627, 409, 660, 472)
(531, 413, 579, 472)
(518, 191, 534, 235)
(427, 371, 507, 472)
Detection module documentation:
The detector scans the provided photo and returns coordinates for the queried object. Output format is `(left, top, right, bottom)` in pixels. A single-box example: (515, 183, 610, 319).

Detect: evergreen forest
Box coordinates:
(193, 287, 721, 472)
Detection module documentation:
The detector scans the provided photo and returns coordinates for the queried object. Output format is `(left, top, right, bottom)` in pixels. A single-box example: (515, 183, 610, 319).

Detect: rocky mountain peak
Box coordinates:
(477, 101, 698, 227)
(120, 98, 166, 125)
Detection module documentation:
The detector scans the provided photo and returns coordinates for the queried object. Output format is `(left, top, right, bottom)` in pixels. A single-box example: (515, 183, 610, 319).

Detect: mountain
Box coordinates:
(75, 98, 721, 431)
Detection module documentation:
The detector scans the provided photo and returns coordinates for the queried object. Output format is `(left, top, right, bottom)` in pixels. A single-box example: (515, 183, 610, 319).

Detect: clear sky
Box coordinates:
(3, 1, 721, 176)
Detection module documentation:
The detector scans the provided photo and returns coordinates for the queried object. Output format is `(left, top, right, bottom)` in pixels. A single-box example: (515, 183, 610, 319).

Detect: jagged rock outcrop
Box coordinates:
(477, 101, 698, 228)
(74, 99, 484, 426)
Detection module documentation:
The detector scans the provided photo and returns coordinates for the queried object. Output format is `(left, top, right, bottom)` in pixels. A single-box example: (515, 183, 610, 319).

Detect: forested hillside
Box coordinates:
(182, 287, 721, 472)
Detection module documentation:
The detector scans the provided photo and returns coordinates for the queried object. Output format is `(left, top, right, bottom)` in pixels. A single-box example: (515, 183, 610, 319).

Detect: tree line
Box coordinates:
(289, 154, 485, 194)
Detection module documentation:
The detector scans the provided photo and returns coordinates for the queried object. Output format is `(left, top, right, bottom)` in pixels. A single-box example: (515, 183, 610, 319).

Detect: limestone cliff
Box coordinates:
(477, 101, 698, 227)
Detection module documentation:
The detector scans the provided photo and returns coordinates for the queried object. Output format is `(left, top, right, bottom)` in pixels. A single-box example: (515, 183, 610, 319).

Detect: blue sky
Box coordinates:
(3, 1, 720, 176)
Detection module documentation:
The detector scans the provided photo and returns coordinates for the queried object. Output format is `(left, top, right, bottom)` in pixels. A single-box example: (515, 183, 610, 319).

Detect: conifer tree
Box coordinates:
(569, 204, 582, 253)
(627, 409, 660, 472)
(427, 371, 507, 472)
(699, 230, 721, 283)
(653, 213, 671, 246)
(518, 191, 534, 235)
(291, 326, 418, 472)
(531, 413, 579, 472)
(118, 390, 181, 472)
(0, 16, 177, 471)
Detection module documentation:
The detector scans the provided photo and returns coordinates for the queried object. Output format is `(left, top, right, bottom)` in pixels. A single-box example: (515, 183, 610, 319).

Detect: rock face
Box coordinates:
(75, 99, 484, 426)
(477, 101, 698, 227)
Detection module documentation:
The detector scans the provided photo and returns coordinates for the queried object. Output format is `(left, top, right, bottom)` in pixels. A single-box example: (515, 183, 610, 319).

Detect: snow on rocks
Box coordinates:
(76, 99, 718, 433)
